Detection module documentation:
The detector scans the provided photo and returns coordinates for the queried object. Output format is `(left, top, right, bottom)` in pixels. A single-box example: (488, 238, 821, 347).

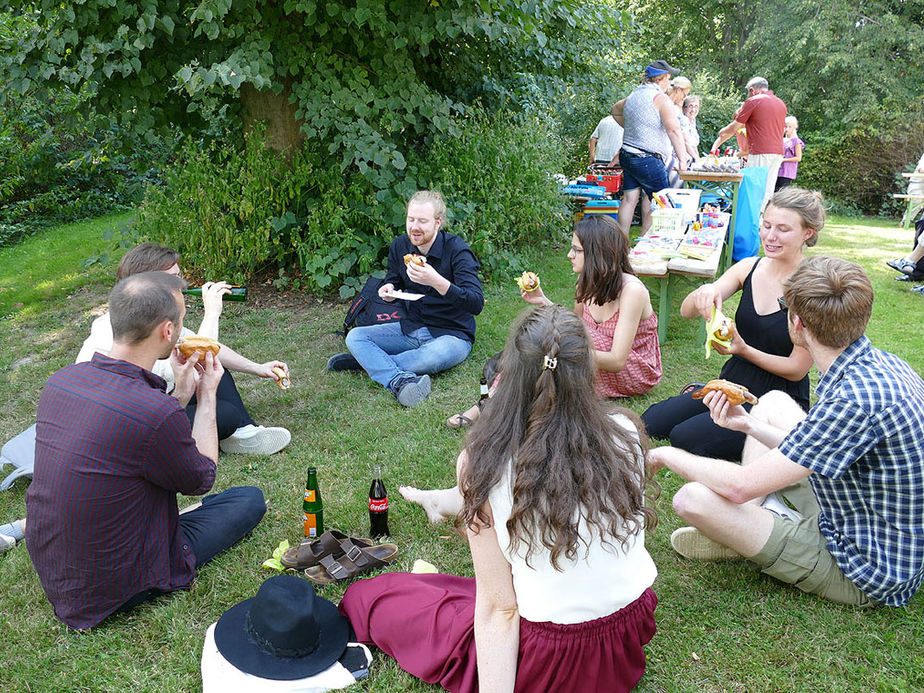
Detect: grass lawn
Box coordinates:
(0, 212, 922, 692)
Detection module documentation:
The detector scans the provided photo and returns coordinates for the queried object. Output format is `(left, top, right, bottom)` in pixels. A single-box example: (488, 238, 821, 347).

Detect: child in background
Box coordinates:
(775, 116, 804, 190)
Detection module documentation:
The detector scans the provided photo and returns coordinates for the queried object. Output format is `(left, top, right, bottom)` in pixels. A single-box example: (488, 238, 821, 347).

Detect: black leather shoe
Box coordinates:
(326, 352, 362, 371)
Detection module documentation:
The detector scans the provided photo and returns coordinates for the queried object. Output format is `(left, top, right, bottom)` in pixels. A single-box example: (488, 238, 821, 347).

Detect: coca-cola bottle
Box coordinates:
(369, 465, 390, 539)
(479, 376, 489, 404)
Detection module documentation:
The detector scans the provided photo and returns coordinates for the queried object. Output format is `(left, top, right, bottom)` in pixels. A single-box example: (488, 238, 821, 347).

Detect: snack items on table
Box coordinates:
(516, 271, 541, 292)
(177, 334, 221, 359)
(403, 253, 426, 267)
(272, 366, 291, 390)
(691, 379, 758, 406)
(704, 305, 734, 358)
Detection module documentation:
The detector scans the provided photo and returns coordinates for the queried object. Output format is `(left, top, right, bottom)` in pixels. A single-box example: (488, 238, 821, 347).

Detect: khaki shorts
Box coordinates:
(750, 479, 877, 607)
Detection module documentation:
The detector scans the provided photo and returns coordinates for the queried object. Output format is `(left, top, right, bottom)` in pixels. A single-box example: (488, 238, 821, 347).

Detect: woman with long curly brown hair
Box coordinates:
(340, 305, 659, 693)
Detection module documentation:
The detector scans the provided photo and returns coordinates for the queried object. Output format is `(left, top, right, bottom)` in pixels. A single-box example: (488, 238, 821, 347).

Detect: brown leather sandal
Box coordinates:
(280, 530, 373, 569)
(303, 542, 399, 584)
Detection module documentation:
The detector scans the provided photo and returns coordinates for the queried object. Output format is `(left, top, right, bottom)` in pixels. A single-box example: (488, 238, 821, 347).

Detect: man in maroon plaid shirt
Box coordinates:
(26, 271, 265, 629)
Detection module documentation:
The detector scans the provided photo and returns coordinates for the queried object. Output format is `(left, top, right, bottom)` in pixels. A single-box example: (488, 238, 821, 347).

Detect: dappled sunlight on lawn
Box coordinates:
(822, 218, 912, 264)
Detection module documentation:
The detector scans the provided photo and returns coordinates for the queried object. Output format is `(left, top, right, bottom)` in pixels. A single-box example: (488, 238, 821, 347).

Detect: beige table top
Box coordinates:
(680, 171, 743, 183)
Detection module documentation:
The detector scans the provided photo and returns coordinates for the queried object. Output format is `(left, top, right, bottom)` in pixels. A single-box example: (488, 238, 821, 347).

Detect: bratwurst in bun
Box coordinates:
(516, 271, 540, 292)
(176, 334, 221, 359)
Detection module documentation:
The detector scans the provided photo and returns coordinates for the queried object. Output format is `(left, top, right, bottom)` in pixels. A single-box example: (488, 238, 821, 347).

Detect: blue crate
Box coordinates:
(563, 184, 607, 199)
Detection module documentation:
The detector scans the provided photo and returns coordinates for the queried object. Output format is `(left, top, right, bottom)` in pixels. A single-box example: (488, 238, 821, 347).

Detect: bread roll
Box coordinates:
(176, 335, 221, 359)
(272, 366, 291, 390)
(691, 379, 758, 406)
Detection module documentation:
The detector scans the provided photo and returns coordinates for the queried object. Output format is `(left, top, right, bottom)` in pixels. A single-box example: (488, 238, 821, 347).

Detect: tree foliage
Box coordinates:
(1, 0, 621, 191)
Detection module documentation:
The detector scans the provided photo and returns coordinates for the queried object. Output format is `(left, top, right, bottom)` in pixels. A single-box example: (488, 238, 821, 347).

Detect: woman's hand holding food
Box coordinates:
(691, 283, 723, 319)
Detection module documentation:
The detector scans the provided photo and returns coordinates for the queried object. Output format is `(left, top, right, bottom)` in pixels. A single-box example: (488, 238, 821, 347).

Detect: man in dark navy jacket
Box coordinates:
(328, 190, 484, 407)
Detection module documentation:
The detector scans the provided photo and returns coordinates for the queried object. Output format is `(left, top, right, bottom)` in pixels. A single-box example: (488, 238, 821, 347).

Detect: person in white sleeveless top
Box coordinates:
(339, 305, 659, 693)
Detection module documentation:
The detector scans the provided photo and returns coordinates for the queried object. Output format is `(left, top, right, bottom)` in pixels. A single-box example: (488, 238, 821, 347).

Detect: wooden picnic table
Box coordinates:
(630, 214, 727, 343)
(678, 171, 742, 274)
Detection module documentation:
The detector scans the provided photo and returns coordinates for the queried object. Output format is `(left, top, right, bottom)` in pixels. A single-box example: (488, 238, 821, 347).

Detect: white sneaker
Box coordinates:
(0, 534, 14, 555)
(219, 424, 291, 455)
(761, 492, 803, 521)
(670, 526, 742, 561)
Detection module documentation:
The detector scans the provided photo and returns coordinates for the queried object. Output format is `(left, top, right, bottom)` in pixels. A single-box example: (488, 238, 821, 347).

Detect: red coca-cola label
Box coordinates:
(369, 496, 388, 512)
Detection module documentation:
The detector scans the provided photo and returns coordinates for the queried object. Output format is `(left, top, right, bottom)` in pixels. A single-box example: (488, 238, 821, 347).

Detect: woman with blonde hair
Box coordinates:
(642, 187, 825, 460)
(775, 116, 804, 190)
(665, 76, 693, 185)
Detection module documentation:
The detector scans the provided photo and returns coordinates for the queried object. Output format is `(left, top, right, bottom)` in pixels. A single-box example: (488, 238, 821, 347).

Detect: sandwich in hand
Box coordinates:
(691, 379, 758, 406)
(403, 253, 426, 267)
(705, 306, 734, 358)
(176, 334, 221, 359)
(272, 366, 291, 390)
(516, 271, 540, 292)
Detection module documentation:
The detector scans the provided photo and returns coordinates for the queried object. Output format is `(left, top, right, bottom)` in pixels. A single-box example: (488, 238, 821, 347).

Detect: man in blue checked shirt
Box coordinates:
(648, 255, 924, 606)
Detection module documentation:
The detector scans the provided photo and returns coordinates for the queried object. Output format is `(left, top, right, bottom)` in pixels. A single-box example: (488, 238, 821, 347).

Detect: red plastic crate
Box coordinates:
(585, 172, 622, 194)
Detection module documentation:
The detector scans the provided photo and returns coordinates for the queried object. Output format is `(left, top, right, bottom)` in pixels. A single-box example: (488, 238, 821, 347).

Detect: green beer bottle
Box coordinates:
(181, 286, 248, 302)
(303, 467, 324, 538)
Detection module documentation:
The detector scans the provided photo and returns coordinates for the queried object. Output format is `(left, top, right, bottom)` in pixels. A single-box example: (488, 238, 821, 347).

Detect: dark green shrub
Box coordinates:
(136, 131, 389, 291)
(413, 107, 570, 278)
(0, 86, 168, 247)
(798, 122, 924, 216)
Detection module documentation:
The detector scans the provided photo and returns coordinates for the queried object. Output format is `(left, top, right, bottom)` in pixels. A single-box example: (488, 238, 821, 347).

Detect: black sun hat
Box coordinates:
(214, 575, 350, 680)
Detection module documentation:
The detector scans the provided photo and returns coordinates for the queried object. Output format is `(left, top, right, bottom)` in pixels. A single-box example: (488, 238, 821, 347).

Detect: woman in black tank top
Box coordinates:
(642, 188, 824, 460)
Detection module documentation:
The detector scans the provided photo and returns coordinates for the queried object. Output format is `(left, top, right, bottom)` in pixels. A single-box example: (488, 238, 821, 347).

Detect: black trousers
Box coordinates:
(641, 393, 751, 461)
(185, 370, 255, 440)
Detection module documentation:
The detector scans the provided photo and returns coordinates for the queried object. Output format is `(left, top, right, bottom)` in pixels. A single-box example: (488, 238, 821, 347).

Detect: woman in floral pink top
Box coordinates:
(523, 215, 662, 397)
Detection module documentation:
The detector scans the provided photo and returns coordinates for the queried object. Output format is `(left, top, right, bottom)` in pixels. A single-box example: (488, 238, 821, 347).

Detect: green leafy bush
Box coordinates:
(137, 107, 571, 292)
(798, 122, 924, 216)
(135, 131, 389, 290)
(0, 85, 166, 247)
(413, 107, 570, 278)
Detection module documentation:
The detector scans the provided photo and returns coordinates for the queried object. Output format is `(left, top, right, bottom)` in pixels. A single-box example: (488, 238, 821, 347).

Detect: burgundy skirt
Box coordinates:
(339, 572, 657, 693)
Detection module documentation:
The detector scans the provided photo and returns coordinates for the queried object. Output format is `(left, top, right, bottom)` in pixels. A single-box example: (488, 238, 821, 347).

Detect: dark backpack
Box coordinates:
(339, 277, 407, 336)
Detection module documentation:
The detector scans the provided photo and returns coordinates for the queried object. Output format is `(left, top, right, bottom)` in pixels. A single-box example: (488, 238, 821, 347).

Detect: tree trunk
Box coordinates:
(241, 81, 304, 157)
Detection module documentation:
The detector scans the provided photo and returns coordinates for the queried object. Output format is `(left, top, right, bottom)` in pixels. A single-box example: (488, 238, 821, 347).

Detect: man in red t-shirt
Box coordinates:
(712, 76, 787, 211)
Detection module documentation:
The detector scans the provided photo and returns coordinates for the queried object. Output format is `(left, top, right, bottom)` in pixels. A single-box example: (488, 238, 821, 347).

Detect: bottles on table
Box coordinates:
(181, 286, 248, 302)
(369, 465, 390, 539)
(303, 467, 324, 538)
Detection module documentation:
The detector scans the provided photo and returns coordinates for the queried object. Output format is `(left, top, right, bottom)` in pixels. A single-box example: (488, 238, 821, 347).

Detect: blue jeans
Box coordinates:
(345, 321, 472, 390)
(619, 150, 670, 196)
(115, 486, 265, 615)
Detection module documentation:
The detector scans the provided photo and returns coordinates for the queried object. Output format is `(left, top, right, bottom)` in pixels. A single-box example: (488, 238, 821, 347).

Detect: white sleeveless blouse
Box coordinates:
(487, 415, 657, 624)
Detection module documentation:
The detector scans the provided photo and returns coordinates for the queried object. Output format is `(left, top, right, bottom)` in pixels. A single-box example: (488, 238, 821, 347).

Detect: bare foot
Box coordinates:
(445, 403, 481, 429)
(399, 485, 451, 523)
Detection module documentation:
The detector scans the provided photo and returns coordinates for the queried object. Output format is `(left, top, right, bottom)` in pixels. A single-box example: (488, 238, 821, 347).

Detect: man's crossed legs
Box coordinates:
(331, 322, 472, 407)
(669, 390, 874, 606)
